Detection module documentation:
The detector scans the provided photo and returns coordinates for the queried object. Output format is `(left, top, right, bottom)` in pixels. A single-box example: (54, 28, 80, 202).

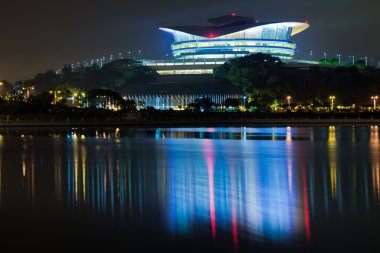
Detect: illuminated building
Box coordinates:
(160, 14, 309, 60)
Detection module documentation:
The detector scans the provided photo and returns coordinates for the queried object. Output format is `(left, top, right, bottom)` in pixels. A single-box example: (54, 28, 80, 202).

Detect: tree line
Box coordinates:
(214, 53, 380, 107)
(31, 59, 158, 93)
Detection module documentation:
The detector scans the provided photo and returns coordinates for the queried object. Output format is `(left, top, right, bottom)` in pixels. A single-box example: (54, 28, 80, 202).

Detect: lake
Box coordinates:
(0, 126, 379, 252)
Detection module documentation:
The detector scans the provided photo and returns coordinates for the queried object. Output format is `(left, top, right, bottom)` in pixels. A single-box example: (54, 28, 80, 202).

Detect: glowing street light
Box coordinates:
(337, 54, 341, 65)
(0, 81, 4, 99)
(71, 92, 78, 106)
(324, 52, 327, 63)
(287, 96, 291, 108)
(243, 95, 247, 108)
(371, 96, 378, 111)
(329, 96, 336, 111)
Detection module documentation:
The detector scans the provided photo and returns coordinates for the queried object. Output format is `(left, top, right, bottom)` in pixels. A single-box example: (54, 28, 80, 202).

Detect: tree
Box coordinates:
(86, 89, 127, 110)
(123, 99, 137, 112)
(214, 53, 283, 106)
(31, 59, 158, 94)
(34, 70, 62, 93)
(191, 97, 215, 112)
(28, 92, 54, 113)
(224, 98, 240, 109)
(98, 59, 158, 90)
(319, 58, 340, 66)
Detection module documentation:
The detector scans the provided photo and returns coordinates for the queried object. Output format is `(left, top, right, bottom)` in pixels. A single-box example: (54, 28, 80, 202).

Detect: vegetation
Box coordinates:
(1, 54, 380, 118)
(214, 53, 380, 108)
(86, 89, 136, 112)
(319, 58, 367, 68)
(188, 97, 215, 112)
(31, 59, 158, 93)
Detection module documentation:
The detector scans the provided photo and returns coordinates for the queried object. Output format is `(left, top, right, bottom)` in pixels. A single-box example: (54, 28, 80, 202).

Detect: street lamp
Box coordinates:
(365, 56, 368, 67)
(243, 95, 247, 108)
(371, 96, 378, 111)
(324, 52, 327, 63)
(287, 96, 291, 109)
(73, 93, 78, 106)
(0, 81, 4, 99)
(337, 54, 341, 65)
(329, 96, 336, 111)
(349, 56, 355, 66)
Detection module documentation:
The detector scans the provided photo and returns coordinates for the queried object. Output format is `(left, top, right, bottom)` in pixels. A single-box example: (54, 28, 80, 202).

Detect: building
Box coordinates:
(122, 76, 243, 110)
(160, 14, 309, 60)
(123, 14, 311, 109)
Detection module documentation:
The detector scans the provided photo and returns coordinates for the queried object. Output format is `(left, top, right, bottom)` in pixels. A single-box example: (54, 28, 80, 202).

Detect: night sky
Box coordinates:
(0, 0, 379, 81)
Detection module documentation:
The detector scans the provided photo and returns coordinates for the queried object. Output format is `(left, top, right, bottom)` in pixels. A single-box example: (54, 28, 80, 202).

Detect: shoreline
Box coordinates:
(2, 117, 380, 127)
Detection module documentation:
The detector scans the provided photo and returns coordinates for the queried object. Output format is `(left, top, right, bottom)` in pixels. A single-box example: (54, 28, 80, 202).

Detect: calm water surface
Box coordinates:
(0, 126, 379, 252)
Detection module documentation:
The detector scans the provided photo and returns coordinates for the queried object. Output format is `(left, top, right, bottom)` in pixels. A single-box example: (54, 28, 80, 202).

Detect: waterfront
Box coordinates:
(0, 126, 379, 252)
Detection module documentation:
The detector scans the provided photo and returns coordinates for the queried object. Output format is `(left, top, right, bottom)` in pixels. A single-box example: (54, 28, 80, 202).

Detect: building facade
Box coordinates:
(160, 14, 309, 60)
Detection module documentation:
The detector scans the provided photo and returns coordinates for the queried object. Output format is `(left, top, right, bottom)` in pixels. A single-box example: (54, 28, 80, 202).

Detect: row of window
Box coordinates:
(157, 69, 214, 75)
(172, 40, 296, 51)
(145, 61, 225, 66)
(172, 47, 295, 59)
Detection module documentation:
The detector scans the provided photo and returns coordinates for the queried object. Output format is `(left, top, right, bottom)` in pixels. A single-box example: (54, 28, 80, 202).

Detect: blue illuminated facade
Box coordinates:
(160, 15, 309, 60)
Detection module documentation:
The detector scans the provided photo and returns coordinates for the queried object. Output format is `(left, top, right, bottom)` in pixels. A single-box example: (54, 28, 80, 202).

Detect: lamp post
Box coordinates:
(365, 56, 368, 67)
(243, 95, 247, 108)
(0, 81, 3, 99)
(371, 96, 378, 111)
(287, 96, 291, 109)
(324, 52, 327, 63)
(337, 54, 341, 65)
(349, 56, 355, 66)
(73, 93, 78, 106)
(329, 96, 335, 111)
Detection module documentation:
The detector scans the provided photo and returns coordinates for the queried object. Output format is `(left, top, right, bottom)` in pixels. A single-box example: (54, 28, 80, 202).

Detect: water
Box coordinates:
(0, 126, 379, 252)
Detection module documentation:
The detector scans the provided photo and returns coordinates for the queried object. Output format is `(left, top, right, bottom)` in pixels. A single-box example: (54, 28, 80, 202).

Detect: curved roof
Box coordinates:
(160, 15, 309, 38)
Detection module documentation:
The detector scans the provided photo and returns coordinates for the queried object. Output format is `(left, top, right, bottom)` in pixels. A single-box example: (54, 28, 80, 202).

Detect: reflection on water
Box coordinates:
(0, 126, 380, 252)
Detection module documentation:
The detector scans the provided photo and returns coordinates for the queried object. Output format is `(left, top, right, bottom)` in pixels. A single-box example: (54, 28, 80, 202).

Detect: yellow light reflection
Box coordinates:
(31, 155, 35, 203)
(370, 125, 380, 202)
(74, 135, 79, 205)
(286, 126, 292, 142)
(81, 145, 86, 203)
(330, 165, 337, 200)
(286, 126, 293, 193)
(373, 166, 380, 202)
(328, 126, 337, 200)
(22, 154, 26, 177)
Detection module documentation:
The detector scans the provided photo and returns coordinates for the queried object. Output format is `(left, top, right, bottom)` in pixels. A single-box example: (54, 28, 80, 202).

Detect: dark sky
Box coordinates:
(0, 0, 379, 81)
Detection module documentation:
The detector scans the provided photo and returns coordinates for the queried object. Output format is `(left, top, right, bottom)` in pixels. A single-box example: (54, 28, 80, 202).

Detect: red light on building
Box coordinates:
(232, 12, 237, 16)
(209, 33, 215, 38)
